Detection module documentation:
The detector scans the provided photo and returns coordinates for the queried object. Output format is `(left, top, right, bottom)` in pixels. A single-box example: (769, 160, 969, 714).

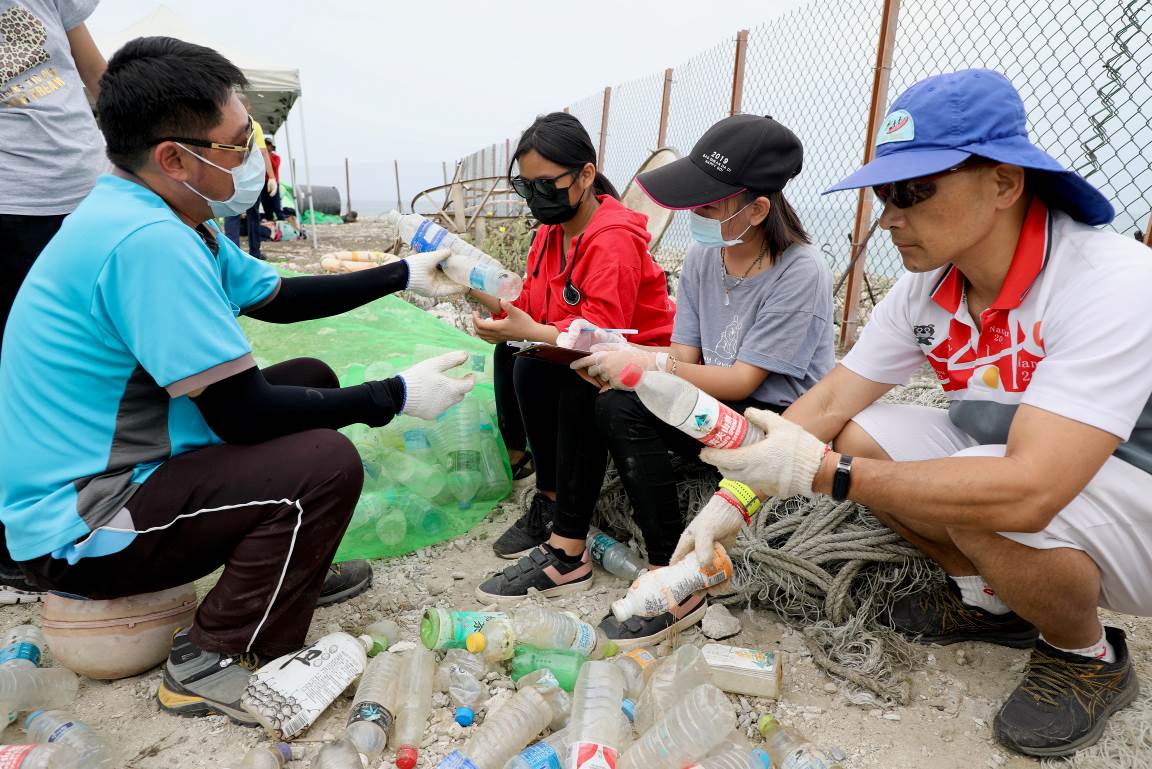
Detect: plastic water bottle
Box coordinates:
(468, 607, 616, 662)
(477, 421, 511, 499)
(503, 725, 571, 769)
(434, 404, 485, 510)
(387, 448, 447, 499)
(587, 528, 647, 581)
(437, 649, 490, 726)
(757, 715, 842, 769)
(238, 743, 304, 769)
(385, 210, 523, 299)
(609, 648, 658, 700)
(0, 668, 77, 713)
(313, 737, 366, 769)
(346, 651, 406, 758)
(510, 646, 586, 692)
(515, 668, 572, 730)
(393, 645, 436, 769)
(567, 661, 627, 769)
(437, 685, 553, 769)
(687, 742, 772, 769)
(619, 684, 734, 769)
(0, 744, 79, 768)
(23, 710, 113, 768)
(422, 608, 505, 650)
(370, 496, 409, 547)
(617, 369, 765, 448)
(364, 619, 401, 652)
(611, 543, 733, 622)
(0, 626, 46, 724)
(636, 646, 714, 734)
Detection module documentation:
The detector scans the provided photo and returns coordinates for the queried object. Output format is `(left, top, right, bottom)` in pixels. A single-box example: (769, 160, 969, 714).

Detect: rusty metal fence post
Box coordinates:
(598, 87, 612, 165)
(730, 29, 750, 115)
(839, 0, 902, 350)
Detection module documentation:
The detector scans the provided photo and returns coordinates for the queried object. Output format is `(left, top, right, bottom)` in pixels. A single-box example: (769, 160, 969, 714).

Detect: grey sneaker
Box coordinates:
(492, 493, 556, 559)
(157, 629, 266, 725)
(476, 545, 592, 606)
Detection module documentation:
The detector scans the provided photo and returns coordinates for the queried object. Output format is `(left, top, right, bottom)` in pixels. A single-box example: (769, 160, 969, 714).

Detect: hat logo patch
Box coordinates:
(702, 151, 734, 175)
(877, 109, 915, 146)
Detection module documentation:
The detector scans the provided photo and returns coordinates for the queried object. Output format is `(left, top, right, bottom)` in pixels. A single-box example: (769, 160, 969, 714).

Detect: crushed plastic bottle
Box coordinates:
(0, 626, 45, 724)
(23, 710, 113, 768)
(385, 210, 523, 299)
(611, 543, 733, 622)
(609, 647, 658, 700)
(567, 661, 627, 769)
(313, 737, 367, 769)
(238, 743, 304, 769)
(387, 448, 447, 500)
(437, 685, 554, 769)
(346, 650, 406, 758)
(242, 633, 373, 740)
(0, 744, 79, 768)
(587, 528, 646, 581)
(617, 369, 765, 448)
(619, 684, 734, 769)
(515, 668, 571, 730)
(393, 645, 436, 769)
(503, 724, 571, 769)
(636, 645, 714, 734)
(0, 668, 78, 714)
(468, 607, 616, 663)
(757, 715, 842, 769)
(437, 649, 491, 726)
(687, 741, 773, 769)
(510, 646, 586, 692)
(421, 608, 505, 650)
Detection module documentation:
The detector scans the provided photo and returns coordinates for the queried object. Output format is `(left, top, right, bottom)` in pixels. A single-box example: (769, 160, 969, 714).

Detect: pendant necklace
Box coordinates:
(720, 246, 766, 306)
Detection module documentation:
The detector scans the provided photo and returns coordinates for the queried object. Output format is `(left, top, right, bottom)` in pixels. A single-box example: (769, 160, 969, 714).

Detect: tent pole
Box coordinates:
(282, 118, 300, 223)
(297, 94, 319, 249)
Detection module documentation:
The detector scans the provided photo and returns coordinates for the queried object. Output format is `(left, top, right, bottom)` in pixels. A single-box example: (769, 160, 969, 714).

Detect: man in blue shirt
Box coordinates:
(0, 36, 472, 724)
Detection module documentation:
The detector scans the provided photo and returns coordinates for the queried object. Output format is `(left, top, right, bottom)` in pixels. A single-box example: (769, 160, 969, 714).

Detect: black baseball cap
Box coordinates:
(636, 114, 803, 210)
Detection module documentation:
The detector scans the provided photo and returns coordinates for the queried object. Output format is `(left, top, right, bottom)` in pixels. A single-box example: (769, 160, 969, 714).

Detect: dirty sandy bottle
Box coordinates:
(619, 684, 734, 769)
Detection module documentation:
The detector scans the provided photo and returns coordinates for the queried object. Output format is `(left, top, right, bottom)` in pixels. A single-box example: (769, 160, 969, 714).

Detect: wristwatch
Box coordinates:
(832, 454, 854, 502)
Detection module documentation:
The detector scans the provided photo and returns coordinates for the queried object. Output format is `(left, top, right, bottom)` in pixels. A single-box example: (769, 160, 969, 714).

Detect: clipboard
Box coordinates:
(511, 343, 591, 366)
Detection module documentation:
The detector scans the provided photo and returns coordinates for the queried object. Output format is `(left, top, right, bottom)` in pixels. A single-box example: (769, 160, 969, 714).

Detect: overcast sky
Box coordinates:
(86, 0, 806, 207)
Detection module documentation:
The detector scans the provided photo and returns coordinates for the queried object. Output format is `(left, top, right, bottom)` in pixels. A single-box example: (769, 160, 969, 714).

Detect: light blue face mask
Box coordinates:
(180, 142, 266, 218)
(688, 201, 754, 248)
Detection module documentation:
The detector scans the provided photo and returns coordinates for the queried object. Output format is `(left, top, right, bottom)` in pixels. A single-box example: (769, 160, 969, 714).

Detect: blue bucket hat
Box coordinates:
(824, 69, 1114, 225)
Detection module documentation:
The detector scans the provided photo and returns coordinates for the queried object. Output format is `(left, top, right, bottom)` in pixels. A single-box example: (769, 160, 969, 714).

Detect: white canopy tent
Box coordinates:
(97, 4, 321, 246)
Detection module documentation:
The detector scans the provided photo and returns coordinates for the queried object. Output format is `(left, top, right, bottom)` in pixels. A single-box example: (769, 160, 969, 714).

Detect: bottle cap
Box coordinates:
(465, 632, 486, 654)
(454, 706, 475, 727)
(618, 364, 644, 389)
(396, 746, 418, 769)
(368, 640, 387, 657)
(757, 714, 779, 736)
(274, 743, 294, 762)
(620, 698, 635, 723)
(23, 710, 44, 730)
(602, 641, 619, 659)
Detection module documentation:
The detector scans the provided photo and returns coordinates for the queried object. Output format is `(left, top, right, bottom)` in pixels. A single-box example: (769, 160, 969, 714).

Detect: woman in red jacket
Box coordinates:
(471, 112, 674, 598)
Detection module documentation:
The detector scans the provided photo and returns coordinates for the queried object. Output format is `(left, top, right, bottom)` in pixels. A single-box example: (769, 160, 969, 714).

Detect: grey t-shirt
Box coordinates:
(0, 0, 106, 215)
(671, 241, 835, 407)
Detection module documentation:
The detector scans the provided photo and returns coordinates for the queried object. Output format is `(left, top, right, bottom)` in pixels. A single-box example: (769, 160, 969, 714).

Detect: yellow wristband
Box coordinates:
(718, 478, 761, 518)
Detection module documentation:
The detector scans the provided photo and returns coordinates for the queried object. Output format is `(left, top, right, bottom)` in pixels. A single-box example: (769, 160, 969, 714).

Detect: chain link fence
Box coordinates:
(449, 0, 1152, 333)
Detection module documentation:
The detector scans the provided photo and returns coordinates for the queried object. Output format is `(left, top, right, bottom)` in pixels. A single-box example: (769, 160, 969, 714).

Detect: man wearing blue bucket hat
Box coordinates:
(672, 69, 1152, 757)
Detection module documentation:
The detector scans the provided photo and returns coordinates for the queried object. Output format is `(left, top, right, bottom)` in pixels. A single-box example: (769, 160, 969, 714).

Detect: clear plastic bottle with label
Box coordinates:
(502, 724, 571, 769)
(0, 744, 80, 769)
(468, 607, 616, 663)
(619, 684, 735, 769)
(438, 685, 554, 769)
(238, 743, 304, 769)
(0, 626, 45, 724)
(686, 740, 772, 769)
(384, 210, 523, 299)
(23, 710, 113, 769)
(346, 651, 406, 758)
(586, 528, 647, 581)
(611, 543, 733, 622)
(617, 369, 765, 448)
(567, 661, 627, 769)
(393, 645, 437, 769)
(421, 608, 506, 650)
(757, 715, 842, 769)
(609, 647, 658, 700)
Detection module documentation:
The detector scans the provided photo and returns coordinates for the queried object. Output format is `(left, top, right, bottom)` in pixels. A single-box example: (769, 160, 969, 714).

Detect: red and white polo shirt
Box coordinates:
(842, 199, 1152, 474)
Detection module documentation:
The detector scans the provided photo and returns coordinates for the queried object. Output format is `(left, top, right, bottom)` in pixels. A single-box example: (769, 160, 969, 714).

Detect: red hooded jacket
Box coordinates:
(510, 196, 675, 345)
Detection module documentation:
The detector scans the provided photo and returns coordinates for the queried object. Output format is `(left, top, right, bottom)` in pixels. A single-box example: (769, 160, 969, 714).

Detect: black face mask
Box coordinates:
(528, 177, 586, 225)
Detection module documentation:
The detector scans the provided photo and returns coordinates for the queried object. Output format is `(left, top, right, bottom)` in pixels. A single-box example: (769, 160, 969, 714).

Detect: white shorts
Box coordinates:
(851, 402, 1152, 615)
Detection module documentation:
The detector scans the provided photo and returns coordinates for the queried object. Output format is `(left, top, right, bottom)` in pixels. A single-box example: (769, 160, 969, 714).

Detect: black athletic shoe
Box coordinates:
(994, 626, 1139, 757)
(157, 629, 268, 725)
(0, 563, 44, 605)
(599, 592, 708, 652)
(476, 545, 592, 606)
(888, 580, 1039, 648)
(317, 560, 372, 607)
(510, 453, 536, 481)
(492, 493, 555, 559)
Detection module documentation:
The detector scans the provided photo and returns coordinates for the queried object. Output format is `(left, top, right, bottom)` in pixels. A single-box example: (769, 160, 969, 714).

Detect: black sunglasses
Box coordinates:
(510, 168, 581, 202)
(872, 160, 994, 209)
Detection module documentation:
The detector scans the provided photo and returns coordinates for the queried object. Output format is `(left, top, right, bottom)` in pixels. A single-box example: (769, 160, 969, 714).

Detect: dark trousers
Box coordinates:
(493, 342, 609, 541)
(223, 200, 263, 259)
(22, 358, 362, 656)
(260, 186, 284, 222)
(594, 389, 783, 566)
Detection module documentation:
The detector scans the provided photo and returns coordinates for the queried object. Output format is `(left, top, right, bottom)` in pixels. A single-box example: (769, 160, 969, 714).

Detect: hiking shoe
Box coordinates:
(0, 564, 44, 605)
(476, 545, 592, 606)
(492, 493, 555, 559)
(599, 592, 708, 652)
(317, 560, 372, 607)
(888, 580, 1039, 648)
(994, 626, 1139, 757)
(511, 452, 536, 481)
(157, 629, 267, 725)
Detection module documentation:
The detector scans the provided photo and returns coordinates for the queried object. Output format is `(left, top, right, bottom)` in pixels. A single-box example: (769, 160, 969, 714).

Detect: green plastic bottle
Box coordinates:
(510, 645, 589, 692)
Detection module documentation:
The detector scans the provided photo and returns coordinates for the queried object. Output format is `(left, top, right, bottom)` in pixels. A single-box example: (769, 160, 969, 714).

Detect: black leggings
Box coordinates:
(493, 342, 609, 540)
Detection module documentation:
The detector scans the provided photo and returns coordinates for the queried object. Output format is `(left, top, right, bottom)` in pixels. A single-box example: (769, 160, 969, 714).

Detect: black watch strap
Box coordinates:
(832, 454, 854, 502)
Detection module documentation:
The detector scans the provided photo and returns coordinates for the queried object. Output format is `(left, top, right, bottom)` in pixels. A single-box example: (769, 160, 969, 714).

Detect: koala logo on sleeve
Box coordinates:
(913, 324, 935, 345)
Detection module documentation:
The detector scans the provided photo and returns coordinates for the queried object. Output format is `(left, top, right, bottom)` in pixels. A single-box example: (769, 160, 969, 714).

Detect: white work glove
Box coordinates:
(570, 344, 668, 389)
(403, 249, 468, 298)
(266, 178, 277, 196)
(397, 351, 475, 419)
(670, 492, 747, 568)
(555, 319, 628, 351)
(700, 408, 826, 500)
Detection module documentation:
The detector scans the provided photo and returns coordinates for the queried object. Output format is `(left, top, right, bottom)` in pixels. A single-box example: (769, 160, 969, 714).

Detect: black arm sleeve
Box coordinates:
(245, 260, 410, 323)
(192, 366, 406, 445)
